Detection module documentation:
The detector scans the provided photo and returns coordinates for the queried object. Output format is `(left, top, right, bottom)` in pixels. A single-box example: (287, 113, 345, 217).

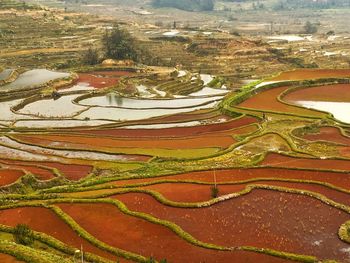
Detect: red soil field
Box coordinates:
(0, 169, 24, 186)
(13, 132, 236, 152)
(238, 86, 324, 117)
(0, 159, 93, 181)
(0, 254, 24, 263)
(262, 153, 350, 171)
(58, 203, 290, 263)
(152, 111, 230, 123)
(137, 181, 350, 206)
(106, 167, 350, 191)
(34, 162, 93, 181)
(0, 207, 117, 261)
(115, 190, 350, 262)
(92, 71, 133, 77)
(74, 116, 258, 138)
(270, 69, 350, 81)
(141, 183, 247, 202)
(299, 126, 350, 146)
(283, 84, 350, 103)
(0, 161, 55, 180)
(74, 73, 120, 89)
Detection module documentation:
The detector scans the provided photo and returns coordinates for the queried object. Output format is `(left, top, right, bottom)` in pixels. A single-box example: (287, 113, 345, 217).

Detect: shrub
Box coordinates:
(211, 186, 219, 198)
(82, 46, 99, 65)
(13, 224, 35, 246)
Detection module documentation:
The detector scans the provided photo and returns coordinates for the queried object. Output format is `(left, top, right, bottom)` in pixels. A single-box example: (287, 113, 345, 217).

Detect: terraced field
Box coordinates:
(1, 65, 350, 263)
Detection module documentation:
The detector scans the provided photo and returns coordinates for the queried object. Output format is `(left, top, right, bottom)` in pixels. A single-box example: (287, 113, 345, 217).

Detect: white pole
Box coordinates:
(81, 244, 84, 263)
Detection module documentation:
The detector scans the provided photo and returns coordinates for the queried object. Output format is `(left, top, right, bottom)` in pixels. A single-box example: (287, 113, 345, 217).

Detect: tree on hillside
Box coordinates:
(102, 25, 139, 61)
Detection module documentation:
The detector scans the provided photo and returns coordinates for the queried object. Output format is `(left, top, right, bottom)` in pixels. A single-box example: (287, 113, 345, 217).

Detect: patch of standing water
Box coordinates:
(18, 95, 87, 118)
(178, 70, 187, 77)
(163, 30, 180, 37)
(267, 35, 306, 42)
(61, 82, 96, 92)
(294, 101, 350, 123)
(77, 101, 218, 121)
(79, 94, 223, 109)
(1, 69, 70, 91)
(0, 144, 61, 162)
(136, 85, 156, 98)
(255, 81, 285, 89)
(189, 87, 229, 97)
(14, 119, 113, 129)
(200, 74, 214, 86)
(0, 69, 13, 81)
(0, 99, 34, 121)
(122, 117, 228, 129)
(153, 88, 166, 97)
(0, 137, 139, 162)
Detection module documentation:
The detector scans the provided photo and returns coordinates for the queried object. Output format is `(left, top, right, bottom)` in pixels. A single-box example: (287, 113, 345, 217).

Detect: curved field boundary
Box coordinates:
(52, 177, 350, 199)
(0, 72, 78, 98)
(0, 240, 72, 263)
(0, 197, 319, 262)
(0, 224, 114, 263)
(260, 152, 350, 171)
(278, 84, 350, 124)
(220, 77, 350, 120)
(1, 188, 340, 262)
(339, 220, 350, 243)
(0, 69, 20, 87)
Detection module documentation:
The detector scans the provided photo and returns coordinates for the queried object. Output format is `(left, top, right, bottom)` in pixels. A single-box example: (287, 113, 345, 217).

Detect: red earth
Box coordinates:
(262, 153, 350, 171)
(298, 126, 350, 146)
(0, 207, 118, 261)
(74, 73, 120, 89)
(0, 161, 55, 181)
(74, 116, 258, 138)
(238, 86, 324, 117)
(136, 181, 350, 206)
(105, 167, 350, 191)
(0, 159, 93, 181)
(0, 254, 24, 263)
(114, 189, 350, 262)
(270, 69, 350, 81)
(283, 84, 350, 103)
(0, 169, 25, 186)
(58, 202, 291, 263)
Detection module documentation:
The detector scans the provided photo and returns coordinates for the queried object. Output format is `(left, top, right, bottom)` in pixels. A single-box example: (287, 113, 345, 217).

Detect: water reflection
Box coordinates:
(106, 93, 123, 106)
